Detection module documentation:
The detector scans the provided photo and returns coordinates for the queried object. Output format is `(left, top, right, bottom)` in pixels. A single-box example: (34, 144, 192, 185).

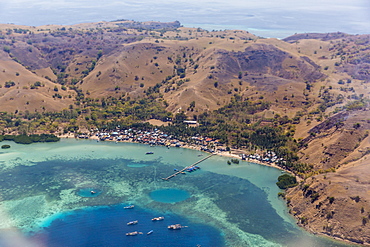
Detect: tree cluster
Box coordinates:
(0, 134, 60, 144)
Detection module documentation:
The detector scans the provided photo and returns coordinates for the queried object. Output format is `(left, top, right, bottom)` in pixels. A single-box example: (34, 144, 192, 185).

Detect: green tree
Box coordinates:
(276, 174, 297, 189)
(4, 81, 15, 88)
(3, 46, 10, 53)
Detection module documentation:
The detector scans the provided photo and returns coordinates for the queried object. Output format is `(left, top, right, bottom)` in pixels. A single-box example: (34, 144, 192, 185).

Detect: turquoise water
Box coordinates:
(76, 188, 103, 198)
(0, 139, 357, 246)
(150, 189, 190, 203)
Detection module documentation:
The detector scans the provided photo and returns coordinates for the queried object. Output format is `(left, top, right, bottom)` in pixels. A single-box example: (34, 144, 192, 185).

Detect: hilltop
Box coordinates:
(1, 20, 370, 245)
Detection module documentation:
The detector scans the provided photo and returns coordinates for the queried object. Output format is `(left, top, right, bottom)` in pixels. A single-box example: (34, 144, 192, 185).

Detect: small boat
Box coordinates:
(168, 224, 186, 230)
(126, 231, 142, 236)
(152, 216, 164, 221)
(124, 205, 134, 209)
(127, 220, 138, 225)
(146, 151, 154, 155)
(147, 230, 153, 235)
(90, 190, 96, 194)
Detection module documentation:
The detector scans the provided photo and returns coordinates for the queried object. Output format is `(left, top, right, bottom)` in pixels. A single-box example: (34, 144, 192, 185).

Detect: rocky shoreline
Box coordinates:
(286, 161, 370, 246)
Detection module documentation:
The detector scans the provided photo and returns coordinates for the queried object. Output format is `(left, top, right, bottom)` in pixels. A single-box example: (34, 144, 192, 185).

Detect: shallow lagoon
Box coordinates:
(0, 139, 356, 246)
(150, 188, 190, 203)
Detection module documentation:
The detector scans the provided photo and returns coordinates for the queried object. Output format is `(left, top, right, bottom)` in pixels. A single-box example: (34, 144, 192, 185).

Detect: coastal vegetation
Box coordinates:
(0, 134, 60, 144)
(0, 96, 305, 172)
(276, 174, 298, 189)
(230, 159, 240, 164)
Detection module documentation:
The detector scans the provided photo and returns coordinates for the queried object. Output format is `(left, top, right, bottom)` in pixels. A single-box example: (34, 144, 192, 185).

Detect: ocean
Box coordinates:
(0, 1, 369, 39)
(0, 139, 356, 246)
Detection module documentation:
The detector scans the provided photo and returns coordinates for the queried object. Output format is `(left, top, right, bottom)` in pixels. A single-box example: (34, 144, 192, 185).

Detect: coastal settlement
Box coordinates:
(72, 127, 286, 169)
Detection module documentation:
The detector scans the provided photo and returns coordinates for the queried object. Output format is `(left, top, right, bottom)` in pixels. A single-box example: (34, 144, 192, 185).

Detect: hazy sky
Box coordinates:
(0, 0, 369, 38)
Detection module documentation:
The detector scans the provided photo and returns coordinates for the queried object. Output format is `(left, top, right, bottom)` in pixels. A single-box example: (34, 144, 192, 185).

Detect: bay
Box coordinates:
(0, 139, 356, 246)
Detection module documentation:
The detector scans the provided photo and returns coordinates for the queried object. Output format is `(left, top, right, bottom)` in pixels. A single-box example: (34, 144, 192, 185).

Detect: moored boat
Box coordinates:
(127, 220, 138, 225)
(146, 151, 154, 155)
(168, 224, 186, 230)
(124, 205, 134, 209)
(152, 216, 164, 221)
(126, 231, 142, 236)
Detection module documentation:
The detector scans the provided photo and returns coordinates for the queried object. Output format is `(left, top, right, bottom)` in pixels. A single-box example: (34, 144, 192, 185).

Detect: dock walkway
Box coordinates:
(162, 153, 215, 180)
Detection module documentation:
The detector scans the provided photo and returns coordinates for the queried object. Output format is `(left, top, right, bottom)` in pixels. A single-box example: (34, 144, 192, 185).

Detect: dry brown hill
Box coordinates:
(2, 21, 364, 117)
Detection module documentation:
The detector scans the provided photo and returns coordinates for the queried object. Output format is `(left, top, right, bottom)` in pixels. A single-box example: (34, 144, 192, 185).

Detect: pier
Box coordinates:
(162, 153, 215, 180)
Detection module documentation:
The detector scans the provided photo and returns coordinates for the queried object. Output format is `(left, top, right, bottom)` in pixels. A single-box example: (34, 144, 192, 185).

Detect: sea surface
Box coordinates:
(0, 1, 369, 39)
(0, 139, 357, 246)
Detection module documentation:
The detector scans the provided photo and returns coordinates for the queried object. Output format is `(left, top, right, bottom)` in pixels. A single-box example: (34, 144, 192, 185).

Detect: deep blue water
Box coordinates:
(31, 205, 224, 247)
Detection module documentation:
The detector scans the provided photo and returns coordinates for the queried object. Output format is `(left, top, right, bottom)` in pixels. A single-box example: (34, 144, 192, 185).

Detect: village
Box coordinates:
(75, 128, 286, 168)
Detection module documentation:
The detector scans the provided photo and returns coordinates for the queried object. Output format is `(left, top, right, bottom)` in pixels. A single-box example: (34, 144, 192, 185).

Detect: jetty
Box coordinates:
(162, 153, 215, 180)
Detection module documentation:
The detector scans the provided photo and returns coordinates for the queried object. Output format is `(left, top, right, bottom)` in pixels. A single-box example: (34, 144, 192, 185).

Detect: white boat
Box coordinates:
(168, 224, 187, 230)
(152, 216, 164, 221)
(127, 220, 138, 225)
(126, 231, 142, 236)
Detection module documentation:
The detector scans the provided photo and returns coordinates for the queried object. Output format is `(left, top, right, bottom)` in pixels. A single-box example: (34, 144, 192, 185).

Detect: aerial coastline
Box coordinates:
(58, 128, 292, 175)
(0, 17, 369, 245)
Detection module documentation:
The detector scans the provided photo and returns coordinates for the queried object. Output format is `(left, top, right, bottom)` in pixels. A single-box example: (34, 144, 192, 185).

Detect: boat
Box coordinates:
(147, 230, 153, 235)
(152, 216, 164, 221)
(124, 205, 134, 209)
(127, 220, 138, 225)
(186, 167, 196, 172)
(146, 151, 154, 155)
(126, 231, 142, 236)
(90, 190, 96, 194)
(168, 224, 186, 230)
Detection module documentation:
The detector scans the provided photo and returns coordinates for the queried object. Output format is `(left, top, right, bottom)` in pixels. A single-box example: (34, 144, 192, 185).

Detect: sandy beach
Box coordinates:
(58, 132, 293, 175)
